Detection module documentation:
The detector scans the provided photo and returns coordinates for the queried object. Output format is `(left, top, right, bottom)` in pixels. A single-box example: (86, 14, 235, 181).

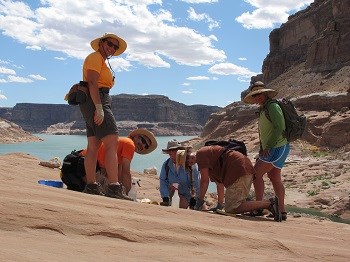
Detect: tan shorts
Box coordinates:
(224, 174, 253, 213)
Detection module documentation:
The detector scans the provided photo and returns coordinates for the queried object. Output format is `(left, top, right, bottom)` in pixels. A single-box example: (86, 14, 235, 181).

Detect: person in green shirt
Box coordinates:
(243, 81, 290, 221)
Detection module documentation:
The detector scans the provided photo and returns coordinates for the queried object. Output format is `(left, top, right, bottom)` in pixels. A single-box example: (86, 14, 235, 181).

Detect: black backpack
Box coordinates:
(60, 150, 86, 192)
(264, 98, 307, 142)
(204, 138, 247, 156)
(204, 138, 248, 167)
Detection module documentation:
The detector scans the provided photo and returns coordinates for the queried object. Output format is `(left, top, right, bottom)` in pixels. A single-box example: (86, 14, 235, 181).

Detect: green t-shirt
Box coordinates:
(259, 101, 288, 150)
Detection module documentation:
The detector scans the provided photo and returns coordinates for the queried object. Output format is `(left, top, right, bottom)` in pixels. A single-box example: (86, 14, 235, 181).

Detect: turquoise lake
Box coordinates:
(0, 134, 217, 192)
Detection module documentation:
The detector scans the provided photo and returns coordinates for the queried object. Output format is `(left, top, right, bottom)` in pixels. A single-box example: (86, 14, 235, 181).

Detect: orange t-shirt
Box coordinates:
(80, 137, 135, 168)
(83, 51, 114, 88)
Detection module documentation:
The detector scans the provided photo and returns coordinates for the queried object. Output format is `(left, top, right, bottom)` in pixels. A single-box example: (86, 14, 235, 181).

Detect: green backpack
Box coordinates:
(264, 98, 307, 142)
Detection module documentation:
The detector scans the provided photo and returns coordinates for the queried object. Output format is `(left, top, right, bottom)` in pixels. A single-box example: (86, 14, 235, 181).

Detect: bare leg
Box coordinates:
(84, 136, 101, 184)
(234, 200, 271, 214)
(253, 159, 273, 200)
(101, 134, 119, 184)
(268, 168, 285, 213)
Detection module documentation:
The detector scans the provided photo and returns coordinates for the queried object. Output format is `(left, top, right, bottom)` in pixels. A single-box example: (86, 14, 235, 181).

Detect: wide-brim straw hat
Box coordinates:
(128, 128, 157, 155)
(243, 81, 278, 104)
(162, 139, 186, 153)
(90, 33, 127, 56)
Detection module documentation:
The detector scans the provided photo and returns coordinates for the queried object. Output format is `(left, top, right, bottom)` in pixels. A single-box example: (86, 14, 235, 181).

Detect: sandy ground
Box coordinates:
(1, 153, 350, 261)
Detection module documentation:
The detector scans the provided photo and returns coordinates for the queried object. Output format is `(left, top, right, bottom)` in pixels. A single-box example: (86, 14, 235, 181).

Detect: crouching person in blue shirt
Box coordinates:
(159, 139, 200, 209)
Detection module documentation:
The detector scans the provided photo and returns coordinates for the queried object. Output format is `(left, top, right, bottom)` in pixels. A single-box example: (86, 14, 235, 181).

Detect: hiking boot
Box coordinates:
(247, 208, 265, 217)
(267, 211, 287, 221)
(268, 196, 282, 222)
(83, 183, 104, 196)
(106, 184, 133, 201)
(208, 203, 224, 212)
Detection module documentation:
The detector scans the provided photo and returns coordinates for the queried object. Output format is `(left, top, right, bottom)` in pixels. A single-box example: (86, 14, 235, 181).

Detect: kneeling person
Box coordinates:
(191, 144, 282, 222)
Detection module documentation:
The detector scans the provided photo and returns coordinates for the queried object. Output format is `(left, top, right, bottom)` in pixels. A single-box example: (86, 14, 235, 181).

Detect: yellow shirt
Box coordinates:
(83, 52, 114, 88)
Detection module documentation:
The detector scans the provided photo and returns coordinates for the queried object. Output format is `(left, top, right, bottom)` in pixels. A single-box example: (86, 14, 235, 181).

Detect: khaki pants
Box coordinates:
(224, 174, 253, 213)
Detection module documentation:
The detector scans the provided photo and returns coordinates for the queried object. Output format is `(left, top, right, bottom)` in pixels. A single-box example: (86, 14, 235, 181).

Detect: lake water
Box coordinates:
(0, 134, 195, 172)
(0, 134, 216, 192)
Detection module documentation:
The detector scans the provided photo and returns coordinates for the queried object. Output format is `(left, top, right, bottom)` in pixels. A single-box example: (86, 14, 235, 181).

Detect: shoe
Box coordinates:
(281, 212, 287, 221)
(83, 183, 104, 196)
(247, 208, 265, 217)
(267, 211, 287, 221)
(208, 203, 224, 212)
(106, 184, 133, 201)
(268, 197, 282, 222)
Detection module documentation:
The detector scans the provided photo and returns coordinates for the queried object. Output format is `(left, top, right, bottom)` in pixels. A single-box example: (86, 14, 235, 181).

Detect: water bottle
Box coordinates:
(128, 177, 140, 201)
(171, 183, 180, 208)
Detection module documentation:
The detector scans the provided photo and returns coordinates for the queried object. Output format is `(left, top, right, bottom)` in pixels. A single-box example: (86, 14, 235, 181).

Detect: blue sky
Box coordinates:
(0, 0, 313, 108)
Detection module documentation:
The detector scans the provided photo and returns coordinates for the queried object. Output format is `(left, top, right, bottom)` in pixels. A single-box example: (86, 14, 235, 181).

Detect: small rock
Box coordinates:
(334, 171, 341, 177)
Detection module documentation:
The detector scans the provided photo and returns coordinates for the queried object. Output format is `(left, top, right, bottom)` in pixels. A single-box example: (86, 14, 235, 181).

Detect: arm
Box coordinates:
(159, 161, 170, 199)
(118, 158, 132, 194)
(86, 69, 104, 126)
(199, 168, 209, 200)
(216, 182, 225, 205)
(193, 167, 209, 211)
(193, 165, 200, 198)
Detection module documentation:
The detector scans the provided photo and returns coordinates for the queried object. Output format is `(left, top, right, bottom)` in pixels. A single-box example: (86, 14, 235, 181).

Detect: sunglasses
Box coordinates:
(139, 135, 150, 149)
(104, 39, 119, 50)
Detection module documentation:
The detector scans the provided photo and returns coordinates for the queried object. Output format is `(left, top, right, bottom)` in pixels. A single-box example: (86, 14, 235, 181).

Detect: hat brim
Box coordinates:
(90, 33, 127, 56)
(128, 128, 157, 155)
(162, 146, 186, 153)
(243, 89, 278, 104)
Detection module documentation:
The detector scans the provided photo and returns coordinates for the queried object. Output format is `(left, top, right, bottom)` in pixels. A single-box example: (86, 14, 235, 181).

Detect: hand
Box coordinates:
(260, 148, 270, 157)
(170, 183, 178, 191)
(160, 197, 170, 206)
(194, 198, 205, 211)
(94, 104, 104, 125)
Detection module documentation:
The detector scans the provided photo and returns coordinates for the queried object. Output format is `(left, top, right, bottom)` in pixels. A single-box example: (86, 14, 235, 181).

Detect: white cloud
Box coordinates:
(0, 79, 7, 83)
(182, 90, 193, 94)
(0, 67, 16, 75)
(26, 45, 41, 51)
(187, 76, 210, 81)
(54, 57, 66, 61)
(236, 0, 313, 29)
(181, 0, 218, 3)
(181, 83, 190, 86)
(0, 1, 226, 68)
(238, 57, 247, 61)
(109, 57, 133, 72)
(187, 7, 220, 31)
(0, 60, 10, 65)
(8, 75, 33, 83)
(208, 63, 259, 79)
(0, 93, 7, 100)
(29, 74, 46, 80)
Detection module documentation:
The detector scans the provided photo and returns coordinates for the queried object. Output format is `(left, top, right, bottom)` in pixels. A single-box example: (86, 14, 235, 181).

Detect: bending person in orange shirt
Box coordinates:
(82, 128, 157, 195)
